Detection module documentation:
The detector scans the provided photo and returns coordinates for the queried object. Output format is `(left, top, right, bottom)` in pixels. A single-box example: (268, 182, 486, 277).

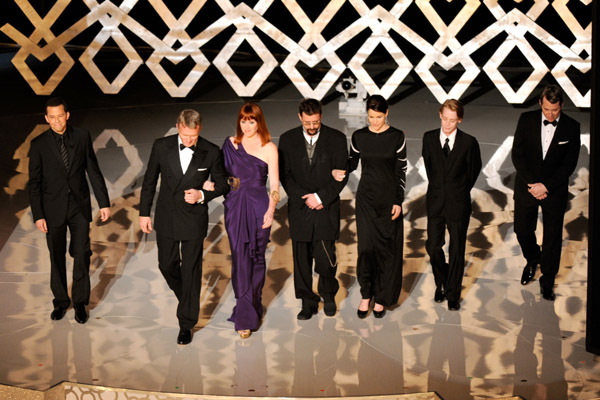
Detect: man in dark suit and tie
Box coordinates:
(28, 97, 111, 324)
(511, 85, 581, 301)
(422, 99, 481, 311)
(278, 99, 348, 320)
(139, 109, 228, 344)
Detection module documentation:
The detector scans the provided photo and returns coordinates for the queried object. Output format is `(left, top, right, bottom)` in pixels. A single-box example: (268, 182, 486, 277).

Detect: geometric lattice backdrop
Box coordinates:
(0, 0, 592, 106)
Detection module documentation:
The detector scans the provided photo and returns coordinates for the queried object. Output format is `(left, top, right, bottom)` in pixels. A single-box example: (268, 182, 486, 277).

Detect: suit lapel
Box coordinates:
(43, 130, 69, 176)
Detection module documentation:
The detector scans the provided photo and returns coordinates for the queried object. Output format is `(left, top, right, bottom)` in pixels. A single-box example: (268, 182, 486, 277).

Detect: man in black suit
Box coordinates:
(422, 99, 481, 311)
(279, 99, 348, 320)
(29, 97, 111, 324)
(139, 109, 228, 344)
(511, 85, 581, 301)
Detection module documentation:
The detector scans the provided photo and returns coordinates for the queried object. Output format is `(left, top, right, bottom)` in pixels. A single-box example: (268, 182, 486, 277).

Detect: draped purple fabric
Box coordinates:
(223, 138, 270, 331)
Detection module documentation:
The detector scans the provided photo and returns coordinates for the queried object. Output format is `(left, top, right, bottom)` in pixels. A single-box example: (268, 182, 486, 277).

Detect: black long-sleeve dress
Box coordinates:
(348, 126, 407, 306)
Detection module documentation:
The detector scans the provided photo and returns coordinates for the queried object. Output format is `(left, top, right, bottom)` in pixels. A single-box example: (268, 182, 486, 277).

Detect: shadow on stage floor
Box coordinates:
(0, 85, 597, 400)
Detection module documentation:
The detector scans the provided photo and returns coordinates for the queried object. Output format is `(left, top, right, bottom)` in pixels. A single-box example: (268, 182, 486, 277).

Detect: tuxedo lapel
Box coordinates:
(180, 147, 208, 188)
(168, 139, 184, 183)
(532, 117, 543, 162)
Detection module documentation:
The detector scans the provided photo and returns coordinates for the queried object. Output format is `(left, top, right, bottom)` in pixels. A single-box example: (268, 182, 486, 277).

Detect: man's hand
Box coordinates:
(391, 204, 402, 220)
(99, 207, 110, 222)
(528, 183, 548, 200)
(184, 189, 203, 204)
(302, 193, 321, 209)
(139, 216, 152, 234)
(331, 169, 346, 182)
(35, 218, 48, 233)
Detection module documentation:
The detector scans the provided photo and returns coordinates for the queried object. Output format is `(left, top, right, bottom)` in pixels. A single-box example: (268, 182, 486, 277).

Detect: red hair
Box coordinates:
(235, 102, 271, 145)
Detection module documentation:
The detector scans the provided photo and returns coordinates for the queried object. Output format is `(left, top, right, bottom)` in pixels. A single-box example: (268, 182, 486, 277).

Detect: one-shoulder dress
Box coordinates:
(222, 138, 270, 331)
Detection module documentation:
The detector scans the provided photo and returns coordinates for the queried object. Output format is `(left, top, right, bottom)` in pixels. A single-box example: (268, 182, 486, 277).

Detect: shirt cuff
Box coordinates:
(313, 193, 322, 205)
(196, 190, 205, 204)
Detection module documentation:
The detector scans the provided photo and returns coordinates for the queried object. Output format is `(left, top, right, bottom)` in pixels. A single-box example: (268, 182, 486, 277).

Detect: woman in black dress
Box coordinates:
(334, 95, 407, 318)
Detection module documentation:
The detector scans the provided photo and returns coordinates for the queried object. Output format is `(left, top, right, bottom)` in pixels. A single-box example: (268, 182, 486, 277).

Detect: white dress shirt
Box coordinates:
(541, 114, 559, 160)
(439, 128, 457, 150)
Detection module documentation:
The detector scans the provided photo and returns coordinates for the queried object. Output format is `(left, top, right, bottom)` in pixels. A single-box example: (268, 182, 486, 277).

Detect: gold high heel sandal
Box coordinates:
(238, 329, 251, 339)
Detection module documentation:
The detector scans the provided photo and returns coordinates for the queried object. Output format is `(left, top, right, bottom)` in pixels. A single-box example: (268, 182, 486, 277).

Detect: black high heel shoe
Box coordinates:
(357, 299, 370, 319)
(373, 304, 386, 318)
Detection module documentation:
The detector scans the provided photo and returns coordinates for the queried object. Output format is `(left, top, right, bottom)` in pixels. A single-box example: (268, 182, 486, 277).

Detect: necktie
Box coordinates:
(306, 137, 315, 162)
(180, 143, 196, 151)
(59, 136, 69, 171)
(443, 138, 450, 157)
(543, 119, 557, 127)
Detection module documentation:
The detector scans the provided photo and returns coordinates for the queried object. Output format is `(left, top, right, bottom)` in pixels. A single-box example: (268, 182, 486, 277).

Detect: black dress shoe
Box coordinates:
(177, 329, 192, 345)
(357, 308, 368, 319)
(50, 306, 67, 321)
(520, 263, 537, 285)
(297, 308, 317, 320)
(448, 300, 461, 311)
(74, 304, 88, 324)
(324, 301, 336, 317)
(434, 287, 446, 303)
(541, 287, 556, 301)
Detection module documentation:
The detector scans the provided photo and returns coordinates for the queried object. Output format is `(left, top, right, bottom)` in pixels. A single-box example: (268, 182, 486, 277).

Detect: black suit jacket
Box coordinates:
(139, 134, 229, 240)
(28, 125, 110, 227)
(278, 125, 348, 241)
(422, 129, 481, 219)
(511, 110, 581, 207)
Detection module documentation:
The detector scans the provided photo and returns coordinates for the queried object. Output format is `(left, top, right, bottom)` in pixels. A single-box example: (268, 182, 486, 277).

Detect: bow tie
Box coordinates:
(180, 143, 196, 151)
(543, 119, 557, 127)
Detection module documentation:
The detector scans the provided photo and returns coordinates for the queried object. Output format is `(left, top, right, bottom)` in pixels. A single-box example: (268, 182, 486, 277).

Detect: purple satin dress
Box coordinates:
(223, 138, 270, 331)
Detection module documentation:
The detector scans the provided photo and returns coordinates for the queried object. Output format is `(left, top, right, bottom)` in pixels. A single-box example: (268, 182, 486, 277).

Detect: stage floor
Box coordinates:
(0, 85, 596, 400)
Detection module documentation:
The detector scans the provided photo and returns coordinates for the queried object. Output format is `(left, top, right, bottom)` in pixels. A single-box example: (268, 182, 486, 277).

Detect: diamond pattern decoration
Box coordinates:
(0, 0, 592, 106)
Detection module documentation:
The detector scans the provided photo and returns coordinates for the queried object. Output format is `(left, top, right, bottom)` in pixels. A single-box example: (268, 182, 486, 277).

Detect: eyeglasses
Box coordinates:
(302, 120, 321, 127)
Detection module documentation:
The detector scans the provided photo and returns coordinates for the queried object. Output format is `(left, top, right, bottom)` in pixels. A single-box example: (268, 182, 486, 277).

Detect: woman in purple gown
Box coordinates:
(222, 103, 279, 338)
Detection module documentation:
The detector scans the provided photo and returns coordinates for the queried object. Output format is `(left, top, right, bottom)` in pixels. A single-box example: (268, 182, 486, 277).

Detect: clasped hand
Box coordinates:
(528, 183, 548, 200)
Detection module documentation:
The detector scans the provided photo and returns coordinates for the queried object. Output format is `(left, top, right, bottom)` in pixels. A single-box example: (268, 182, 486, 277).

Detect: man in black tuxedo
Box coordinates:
(422, 99, 481, 311)
(28, 97, 111, 324)
(279, 99, 348, 320)
(139, 109, 228, 345)
(511, 85, 581, 301)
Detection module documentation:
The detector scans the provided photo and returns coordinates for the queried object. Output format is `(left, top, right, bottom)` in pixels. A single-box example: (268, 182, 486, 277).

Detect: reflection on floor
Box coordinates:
(0, 89, 596, 400)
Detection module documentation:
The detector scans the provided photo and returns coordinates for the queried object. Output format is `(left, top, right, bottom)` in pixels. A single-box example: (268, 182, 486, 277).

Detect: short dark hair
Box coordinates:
(46, 97, 68, 113)
(539, 85, 563, 105)
(366, 95, 388, 113)
(176, 109, 202, 128)
(439, 99, 464, 119)
(299, 98, 322, 116)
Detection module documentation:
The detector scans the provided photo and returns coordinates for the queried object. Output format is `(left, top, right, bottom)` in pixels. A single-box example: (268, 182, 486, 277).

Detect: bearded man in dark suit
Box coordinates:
(28, 97, 111, 324)
(278, 99, 348, 320)
(512, 85, 581, 301)
(422, 99, 481, 311)
(139, 109, 228, 344)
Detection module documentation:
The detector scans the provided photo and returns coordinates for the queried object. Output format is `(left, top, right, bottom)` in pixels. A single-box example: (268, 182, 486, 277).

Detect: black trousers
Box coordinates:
(46, 196, 91, 308)
(425, 213, 469, 302)
(292, 239, 339, 310)
(157, 233, 204, 330)
(514, 195, 567, 290)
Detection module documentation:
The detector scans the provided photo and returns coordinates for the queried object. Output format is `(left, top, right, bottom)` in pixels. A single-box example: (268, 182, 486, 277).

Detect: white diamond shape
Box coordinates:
(213, 27, 278, 97)
(347, 33, 412, 99)
(483, 39, 548, 104)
